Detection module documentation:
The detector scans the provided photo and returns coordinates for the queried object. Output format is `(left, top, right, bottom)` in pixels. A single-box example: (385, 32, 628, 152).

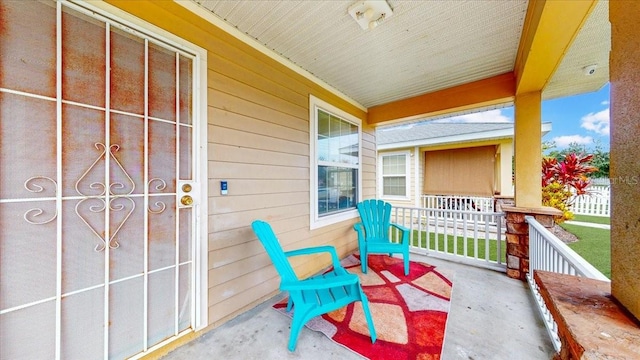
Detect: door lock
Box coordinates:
(180, 195, 193, 206)
(178, 181, 196, 206)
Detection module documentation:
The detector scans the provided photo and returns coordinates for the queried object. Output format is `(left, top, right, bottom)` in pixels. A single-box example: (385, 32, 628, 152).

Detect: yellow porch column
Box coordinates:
(513, 91, 541, 208)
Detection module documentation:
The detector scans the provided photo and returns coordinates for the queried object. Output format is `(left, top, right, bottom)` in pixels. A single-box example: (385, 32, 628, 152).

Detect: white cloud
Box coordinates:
(601, 100, 609, 105)
(580, 108, 609, 136)
(552, 135, 594, 148)
(432, 109, 511, 123)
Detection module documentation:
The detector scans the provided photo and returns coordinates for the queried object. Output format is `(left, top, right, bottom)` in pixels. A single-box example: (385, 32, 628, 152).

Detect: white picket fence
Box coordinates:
(570, 185, 610, 217)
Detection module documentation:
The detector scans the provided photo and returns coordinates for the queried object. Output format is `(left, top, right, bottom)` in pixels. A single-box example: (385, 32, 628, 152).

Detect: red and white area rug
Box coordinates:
(273, 254, 454, 359)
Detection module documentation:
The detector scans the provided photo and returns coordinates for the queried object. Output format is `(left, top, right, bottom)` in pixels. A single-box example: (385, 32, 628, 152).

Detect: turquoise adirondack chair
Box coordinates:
(251, 220, 376, 351)
(354, 199, 410, 275)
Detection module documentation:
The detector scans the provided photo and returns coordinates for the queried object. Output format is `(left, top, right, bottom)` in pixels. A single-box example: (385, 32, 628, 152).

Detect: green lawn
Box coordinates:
(560, 223, 611, 278)
(408, 230, 506, 263)
(395, 221, 608, 277)
(571, 214, 611, 225)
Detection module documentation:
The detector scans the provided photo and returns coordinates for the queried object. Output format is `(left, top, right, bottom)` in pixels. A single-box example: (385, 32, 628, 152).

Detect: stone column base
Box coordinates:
(502, 206, 563, 281)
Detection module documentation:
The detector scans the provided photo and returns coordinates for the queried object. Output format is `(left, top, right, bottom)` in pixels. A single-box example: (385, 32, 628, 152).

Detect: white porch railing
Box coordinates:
(570, 185, 610, 217)
(525, 215, 609, 351)
(420, 194, 495, 212)
(391, 206, 506, 271)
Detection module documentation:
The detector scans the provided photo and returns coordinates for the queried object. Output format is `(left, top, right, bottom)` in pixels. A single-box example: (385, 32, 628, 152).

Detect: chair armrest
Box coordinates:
(390, 223, 410, 244)
(390, 223, 409, 233)
(353, 222, 366, 249)
(281, 274, 359, 291)
(284, 246, 340, 267)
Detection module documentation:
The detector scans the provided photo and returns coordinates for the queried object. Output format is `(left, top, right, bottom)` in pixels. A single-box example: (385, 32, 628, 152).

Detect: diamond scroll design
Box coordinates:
(23, 143, 168, 252)
(74, 143, 137, 252)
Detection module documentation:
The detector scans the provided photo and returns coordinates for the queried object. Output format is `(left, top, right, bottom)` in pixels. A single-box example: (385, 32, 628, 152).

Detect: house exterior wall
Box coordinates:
(420, 139, 510, 197)
(377, 147, 417, 208)
(105, 0, 376, 328)
(378, 139, 511, 208)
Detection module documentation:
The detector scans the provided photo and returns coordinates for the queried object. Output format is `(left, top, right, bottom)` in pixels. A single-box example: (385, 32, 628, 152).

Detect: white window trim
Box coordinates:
(378, 150, 411, 200)
(414, 146, 421, 208)
(309, 95, 361, 230)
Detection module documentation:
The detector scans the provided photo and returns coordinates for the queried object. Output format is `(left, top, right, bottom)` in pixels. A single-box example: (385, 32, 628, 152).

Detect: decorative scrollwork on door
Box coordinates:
(148, 178, 167, 214)
(75, 196, 136, 252)
(75, 143, 135, 197)
(24, 142, 168, 252)
(23, 176, 58, 225)
(72, 143, 138, 251)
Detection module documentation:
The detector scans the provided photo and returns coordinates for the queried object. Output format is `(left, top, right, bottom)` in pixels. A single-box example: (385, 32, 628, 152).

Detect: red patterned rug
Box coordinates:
(273, 254, 454, 359)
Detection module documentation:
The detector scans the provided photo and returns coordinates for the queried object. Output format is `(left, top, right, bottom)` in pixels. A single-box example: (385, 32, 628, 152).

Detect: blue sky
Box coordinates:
(540, 83, 610, 151)
(429, 83, 611, 152)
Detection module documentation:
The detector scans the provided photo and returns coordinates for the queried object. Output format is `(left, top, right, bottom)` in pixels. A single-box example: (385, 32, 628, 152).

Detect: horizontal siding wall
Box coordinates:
(106, 1, 376, 328)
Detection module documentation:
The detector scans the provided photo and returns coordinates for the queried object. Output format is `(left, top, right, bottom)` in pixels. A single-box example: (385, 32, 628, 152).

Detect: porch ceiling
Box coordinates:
(190, 0, 609, 111)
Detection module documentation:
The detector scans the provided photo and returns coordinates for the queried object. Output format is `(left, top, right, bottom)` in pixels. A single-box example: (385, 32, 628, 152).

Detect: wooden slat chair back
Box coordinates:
(251, 220, 376, 351)
(354, 199, 410, 275)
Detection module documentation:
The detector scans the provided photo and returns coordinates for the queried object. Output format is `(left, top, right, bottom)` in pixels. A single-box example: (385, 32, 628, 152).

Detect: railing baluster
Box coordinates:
(473, 212, 479, 260)
(463, 213, 468, 258)
(425, 208, 431, 251)
(451, 211, 457, 256)
(424, 208, 429, 251)
(435, 208, 439, 251)
(484, 214, 490, 262)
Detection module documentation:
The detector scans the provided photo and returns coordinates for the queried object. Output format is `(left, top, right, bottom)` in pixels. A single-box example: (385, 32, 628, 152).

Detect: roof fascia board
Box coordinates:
(368, 72, 515, 125)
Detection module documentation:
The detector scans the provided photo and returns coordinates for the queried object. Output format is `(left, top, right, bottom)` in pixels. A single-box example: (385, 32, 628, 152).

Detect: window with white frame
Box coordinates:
(380, 152, 410, 198)
(310, 96, 361, 229)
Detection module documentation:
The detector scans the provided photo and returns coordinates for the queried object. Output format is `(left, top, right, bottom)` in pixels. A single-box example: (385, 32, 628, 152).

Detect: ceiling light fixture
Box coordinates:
(348, 0, 394, 31)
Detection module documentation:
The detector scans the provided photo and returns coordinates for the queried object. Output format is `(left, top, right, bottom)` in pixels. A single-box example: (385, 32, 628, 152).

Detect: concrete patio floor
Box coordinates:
(160, 254, 556, 360)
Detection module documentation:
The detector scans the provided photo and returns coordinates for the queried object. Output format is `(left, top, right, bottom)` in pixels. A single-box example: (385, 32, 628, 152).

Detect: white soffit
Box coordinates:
(192, 0, 609, 108)
(194, 0, 528, 108)
(542, 0, 610, 100)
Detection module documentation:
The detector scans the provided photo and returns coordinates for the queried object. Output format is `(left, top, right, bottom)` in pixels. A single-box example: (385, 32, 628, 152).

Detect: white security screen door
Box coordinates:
(0, 1, 204, 359)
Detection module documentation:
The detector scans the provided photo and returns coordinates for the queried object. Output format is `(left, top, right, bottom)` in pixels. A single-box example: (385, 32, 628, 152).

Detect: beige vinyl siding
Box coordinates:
(361, 131, 378, 199)
(106, 1, 375, 328)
